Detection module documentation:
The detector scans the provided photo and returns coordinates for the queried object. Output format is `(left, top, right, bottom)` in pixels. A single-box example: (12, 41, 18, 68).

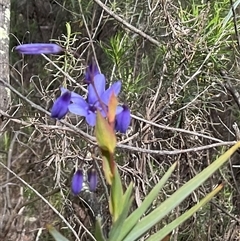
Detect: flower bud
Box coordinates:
(87, 169, 98, 192)
(115, 105, 131, 133)
(71, 170, 83, 195)
(15, 43, 63, 55)
(85, 62, 100, 83)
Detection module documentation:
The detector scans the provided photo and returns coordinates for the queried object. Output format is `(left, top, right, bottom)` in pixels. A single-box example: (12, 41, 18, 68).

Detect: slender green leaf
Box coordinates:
(110, 165, 124, 221)
(117, 162, 177, 241)
(124, 142, 240, 241)
(47, 225, 70, 241)
(222, 0, 240, 28)
(122, 182, 133, 204)
(109, 183, 133, 241)
(94, 217, 107, 241)
(146, 184, 224, 241)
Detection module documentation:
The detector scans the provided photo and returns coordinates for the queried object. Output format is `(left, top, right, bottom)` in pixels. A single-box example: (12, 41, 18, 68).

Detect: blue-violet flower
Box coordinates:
(68, 74, 122, 126)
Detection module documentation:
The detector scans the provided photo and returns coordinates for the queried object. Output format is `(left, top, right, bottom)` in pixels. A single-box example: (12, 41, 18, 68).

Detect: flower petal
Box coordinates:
(15, 43, 63, 55)
(51, 91, 71, 119)
(87, 169, 98, 192)
(68, 103, 88, 117)
(70, 92, 88, 105)
(60, 87, 86, 106)
(88, 74, 106, 104)
(101, 81, 122, 105)
(86, 112, 97, 126)
(71, 170, 83, 195)
(116, 105, 123, 115)
(115, 105, 131, 133)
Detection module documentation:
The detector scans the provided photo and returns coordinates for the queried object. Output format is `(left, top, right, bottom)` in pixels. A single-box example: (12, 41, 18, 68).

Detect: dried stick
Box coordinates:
(92, 0, 161, 46)
(0, 161, 96, 241)
(0, 78, 236, 156)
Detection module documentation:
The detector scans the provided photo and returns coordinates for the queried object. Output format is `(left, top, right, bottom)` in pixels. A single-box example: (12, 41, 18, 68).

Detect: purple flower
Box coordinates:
(87, 169, 98, 192)
(68, 74, 122, 126)
(50, 87, 86, 120)
(115, 105, 131, 133)
(71, 170, 83, 195)
(15, 43, 63, 55)
(85, 62, 100, 84)
(51, 90, 71, 119)
(50, 63, 131, 133)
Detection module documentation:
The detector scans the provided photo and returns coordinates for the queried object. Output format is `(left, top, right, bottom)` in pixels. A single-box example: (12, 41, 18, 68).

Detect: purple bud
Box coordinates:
(115, 105, 131, 133)
(85, 62, 100, 84)
(71, 170, 83, 195)
(87, 169, 98, 192)
(15, 43, 63, 55)
(51, 90, 71, 119)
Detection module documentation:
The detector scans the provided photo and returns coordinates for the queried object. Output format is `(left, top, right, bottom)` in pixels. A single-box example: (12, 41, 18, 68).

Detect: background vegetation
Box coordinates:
(1, 0, 240, 240)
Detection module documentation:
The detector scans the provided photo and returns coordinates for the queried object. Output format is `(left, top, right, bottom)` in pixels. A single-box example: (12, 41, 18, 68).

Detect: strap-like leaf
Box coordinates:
(108, 183, 133, 240)
(146, 184, 223, 241)
(124, 142, 240, 241)
(94, 217, 107, 241)
(110, 165, 124, 221)
(117, 162, 177, 241)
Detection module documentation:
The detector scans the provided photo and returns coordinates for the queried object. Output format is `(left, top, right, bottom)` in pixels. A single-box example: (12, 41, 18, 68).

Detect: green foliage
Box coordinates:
(108, 183, 133, 240)
(94, 217, 107, 241)
(101, 32, 130, 67)
(50, 139, 240, 241)
(47, 22, 84, 89)
(117, 162, 177, 241)
(47, 225, 70, 241)
(178, 0, 235, 70)
(146, 184, 223, 241)
(100, 32, 149, 103)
